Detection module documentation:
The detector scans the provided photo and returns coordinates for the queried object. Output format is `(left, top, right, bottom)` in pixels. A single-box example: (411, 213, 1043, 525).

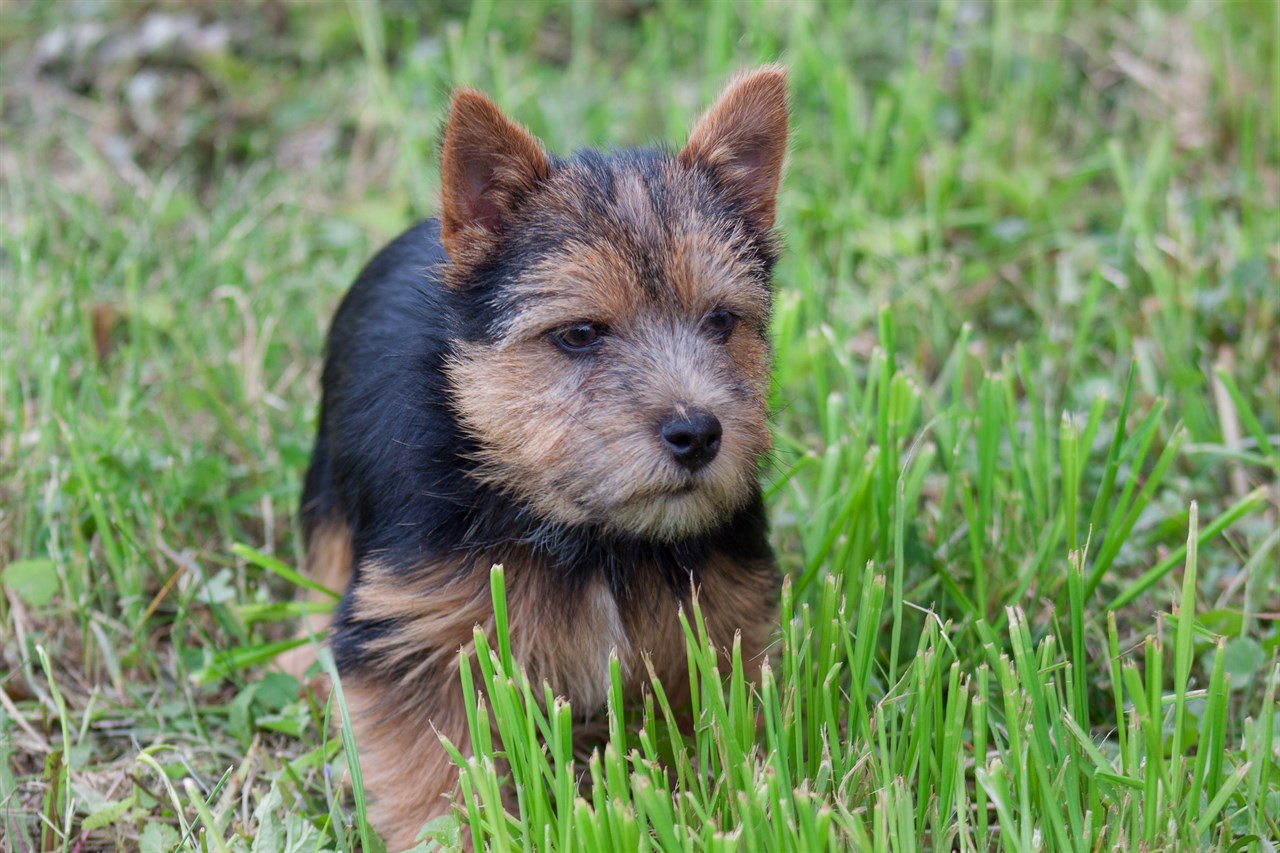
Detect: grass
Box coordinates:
(1, 0, 1278, 850)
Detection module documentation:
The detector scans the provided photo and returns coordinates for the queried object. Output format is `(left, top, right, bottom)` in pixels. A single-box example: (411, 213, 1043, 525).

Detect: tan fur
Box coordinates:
(340, 552, 626, 848)
(343, 676, 470, 851)
(341, 547, 775, 849)
(350, 557, 625, 709)
(620, 551, 777, 697)
(278, 517, 353, 680)
(679, 65, 789, 230)
(697, 551, 779, 681)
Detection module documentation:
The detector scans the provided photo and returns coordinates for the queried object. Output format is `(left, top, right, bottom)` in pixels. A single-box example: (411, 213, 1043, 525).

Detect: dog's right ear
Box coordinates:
(440, 90, 549, 267)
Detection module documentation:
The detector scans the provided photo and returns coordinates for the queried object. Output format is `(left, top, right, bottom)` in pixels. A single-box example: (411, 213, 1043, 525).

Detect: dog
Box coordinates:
(291, 65, 788, 849)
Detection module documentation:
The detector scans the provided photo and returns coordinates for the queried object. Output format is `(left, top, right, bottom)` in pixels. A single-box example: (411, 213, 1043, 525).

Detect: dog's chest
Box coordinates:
(511, 578, 624, 713)
(509, 571, 690, 716)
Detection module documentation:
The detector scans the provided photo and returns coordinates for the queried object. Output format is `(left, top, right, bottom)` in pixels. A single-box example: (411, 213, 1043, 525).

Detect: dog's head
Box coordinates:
(441, 68, 788, 540)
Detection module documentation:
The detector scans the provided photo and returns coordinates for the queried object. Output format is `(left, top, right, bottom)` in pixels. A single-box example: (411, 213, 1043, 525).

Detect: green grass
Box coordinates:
(2, 1, 1278, 850)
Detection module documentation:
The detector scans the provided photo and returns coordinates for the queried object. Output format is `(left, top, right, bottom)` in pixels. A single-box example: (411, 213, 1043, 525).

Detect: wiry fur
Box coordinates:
(293, 66, 789, 851)
(276, 516, 352, 679)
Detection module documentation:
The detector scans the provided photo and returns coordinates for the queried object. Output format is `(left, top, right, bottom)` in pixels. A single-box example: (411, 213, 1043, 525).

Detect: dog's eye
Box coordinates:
(701, 309, 738, 342)
(550, 323, 607, 353)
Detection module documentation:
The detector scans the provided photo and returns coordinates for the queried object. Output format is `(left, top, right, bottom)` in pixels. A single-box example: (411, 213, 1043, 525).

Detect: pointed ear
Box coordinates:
(679, 65, 789, 230)
(439, 89, 549, 264)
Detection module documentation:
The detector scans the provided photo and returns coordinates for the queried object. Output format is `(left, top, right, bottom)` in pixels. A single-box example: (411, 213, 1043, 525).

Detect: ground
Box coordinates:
(1, 1, 1278, 851)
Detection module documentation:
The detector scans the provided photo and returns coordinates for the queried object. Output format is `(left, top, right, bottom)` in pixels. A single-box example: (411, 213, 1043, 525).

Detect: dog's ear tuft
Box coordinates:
(440, 90, 549, 266)
(679, 65, 789, 231)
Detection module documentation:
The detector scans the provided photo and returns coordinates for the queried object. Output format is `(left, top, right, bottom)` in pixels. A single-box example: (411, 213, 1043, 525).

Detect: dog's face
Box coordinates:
(440, 68, 788, 540)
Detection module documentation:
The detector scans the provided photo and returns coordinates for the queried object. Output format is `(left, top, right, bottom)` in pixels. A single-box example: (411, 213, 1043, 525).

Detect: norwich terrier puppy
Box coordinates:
(296, 66, 788, 849)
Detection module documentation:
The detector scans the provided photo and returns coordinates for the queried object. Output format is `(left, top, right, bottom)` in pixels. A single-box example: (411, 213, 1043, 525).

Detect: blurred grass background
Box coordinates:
(1, 1, 1277, 850)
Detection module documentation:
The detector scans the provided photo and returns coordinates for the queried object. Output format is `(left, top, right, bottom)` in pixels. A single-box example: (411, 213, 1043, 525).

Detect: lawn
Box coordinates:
(1, 1, 1278, 850)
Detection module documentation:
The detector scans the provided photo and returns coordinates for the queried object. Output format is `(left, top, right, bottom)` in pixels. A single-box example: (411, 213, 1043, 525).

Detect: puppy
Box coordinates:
(294, 66, 788, 849)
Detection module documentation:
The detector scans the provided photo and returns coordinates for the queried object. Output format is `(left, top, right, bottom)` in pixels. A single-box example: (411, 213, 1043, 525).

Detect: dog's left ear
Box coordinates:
(679, 65, 789, 231)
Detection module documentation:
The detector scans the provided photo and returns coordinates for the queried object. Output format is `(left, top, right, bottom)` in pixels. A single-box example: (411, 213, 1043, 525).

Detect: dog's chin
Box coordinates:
(489, 460, 751, 541)
(601, 480, 742, 541)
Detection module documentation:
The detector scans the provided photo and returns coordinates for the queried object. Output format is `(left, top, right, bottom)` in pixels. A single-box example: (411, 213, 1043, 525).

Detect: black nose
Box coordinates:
(659, 410, 722, 472)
